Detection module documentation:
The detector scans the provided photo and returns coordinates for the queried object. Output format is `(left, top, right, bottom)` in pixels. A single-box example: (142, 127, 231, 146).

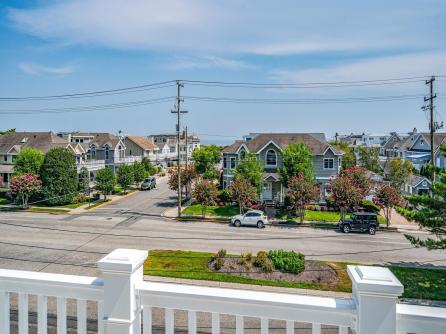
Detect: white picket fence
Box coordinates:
(0, 248, 445, 334)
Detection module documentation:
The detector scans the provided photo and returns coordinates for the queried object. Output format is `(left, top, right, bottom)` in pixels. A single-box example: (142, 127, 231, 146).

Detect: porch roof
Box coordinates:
(263, 172, 280, 181)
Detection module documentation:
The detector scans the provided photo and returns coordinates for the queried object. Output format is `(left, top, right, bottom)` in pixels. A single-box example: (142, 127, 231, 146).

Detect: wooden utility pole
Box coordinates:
(424, 76, 437, 181)
(171, 81, 187, 217)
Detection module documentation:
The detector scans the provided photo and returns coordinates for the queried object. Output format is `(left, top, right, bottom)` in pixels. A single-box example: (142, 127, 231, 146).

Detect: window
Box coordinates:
(230, 157, 236, 169)
(223, 157, 227, 169)
(129, 149, 132, 156)
(105, 146, 110, 160)
(324, 158, 334, 169)
(265, 150, 277, 167)
(420, 139, 425, 145)
(90, 145, 96, 159)
(223, 180, 227, 188)
(240, 150, 246, 160)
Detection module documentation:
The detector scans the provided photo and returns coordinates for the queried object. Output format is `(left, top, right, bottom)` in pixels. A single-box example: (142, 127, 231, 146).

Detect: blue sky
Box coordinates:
(1, 0, 446, 144)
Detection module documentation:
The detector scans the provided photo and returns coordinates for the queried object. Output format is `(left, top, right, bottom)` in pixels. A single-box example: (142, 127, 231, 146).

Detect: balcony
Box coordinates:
(76, 159, 106, 172)
(115, 156, 142, 164)
(0, 248, 445, 333)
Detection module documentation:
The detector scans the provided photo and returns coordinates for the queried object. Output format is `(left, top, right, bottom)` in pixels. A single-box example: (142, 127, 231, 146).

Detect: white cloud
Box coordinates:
(7, 0, 445, 55)
(163, 56, 255, 70)
(18, 62, 76, 75)
(271, 52, 446, 84)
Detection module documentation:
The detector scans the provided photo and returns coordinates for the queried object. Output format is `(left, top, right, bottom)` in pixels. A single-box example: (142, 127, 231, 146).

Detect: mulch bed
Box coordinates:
(208, 257, 339, 285)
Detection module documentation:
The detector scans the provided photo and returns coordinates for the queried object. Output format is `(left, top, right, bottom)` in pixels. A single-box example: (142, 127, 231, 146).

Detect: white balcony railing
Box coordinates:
(0, 249, 445, 333)
(76, 159, 106, 172)
(115, 156, 142, 164)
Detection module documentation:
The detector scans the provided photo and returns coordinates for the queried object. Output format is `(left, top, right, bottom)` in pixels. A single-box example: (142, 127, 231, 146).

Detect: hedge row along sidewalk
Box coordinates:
(144, 250, 446, 301)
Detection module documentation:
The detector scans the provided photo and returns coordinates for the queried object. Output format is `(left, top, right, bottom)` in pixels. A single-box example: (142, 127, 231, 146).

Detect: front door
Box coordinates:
(262, 182, 273, 201)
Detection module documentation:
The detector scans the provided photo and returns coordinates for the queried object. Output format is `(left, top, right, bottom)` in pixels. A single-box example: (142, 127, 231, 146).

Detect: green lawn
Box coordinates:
(280, 210, 387, 225)
(390, 266, 446, 301)
(0, 198, 11, 205)
(145, 250, 352, 292)
(26, 207, 70, 214)
(144, 250, 446, 300)
(182, 204, 240, 217)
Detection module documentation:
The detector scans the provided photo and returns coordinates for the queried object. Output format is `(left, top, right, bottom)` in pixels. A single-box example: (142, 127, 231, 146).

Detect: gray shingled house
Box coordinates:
(221, 133, 343, 205)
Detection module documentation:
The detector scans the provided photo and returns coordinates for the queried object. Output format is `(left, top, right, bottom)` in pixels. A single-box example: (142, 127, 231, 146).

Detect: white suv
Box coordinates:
(231, 210, 268, 228)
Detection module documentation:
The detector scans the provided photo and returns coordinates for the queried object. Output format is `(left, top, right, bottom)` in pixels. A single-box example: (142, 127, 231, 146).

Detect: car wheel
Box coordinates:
(342, 225, 350, 233)
(369, 226, 376, 235)
(234, 220, 241, 227)
(257, 221, 264, 229)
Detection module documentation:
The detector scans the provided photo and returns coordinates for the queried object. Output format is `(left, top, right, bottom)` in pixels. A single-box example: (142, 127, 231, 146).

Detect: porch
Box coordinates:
(0, 248, 444, 334)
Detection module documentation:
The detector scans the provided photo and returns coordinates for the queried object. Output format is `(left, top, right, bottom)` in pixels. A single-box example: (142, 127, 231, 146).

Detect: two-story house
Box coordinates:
(0, 132, 71, 188)
(148, 132, 200, 166)
(221, 133, 343, 204)
(124, 136, 159, 160)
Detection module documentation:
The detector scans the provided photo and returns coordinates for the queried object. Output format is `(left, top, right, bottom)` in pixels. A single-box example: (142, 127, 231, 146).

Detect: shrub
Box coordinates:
(217, 249, 227, 258)
(72, 193, 89, 204)
(214, 257, 224, 270)
(254, 251, 274, 273)
(307, 204, 315, 211)
(218, 188, 231, 203)
(360, 199, 381, 213)
(267, 250, 305, 274)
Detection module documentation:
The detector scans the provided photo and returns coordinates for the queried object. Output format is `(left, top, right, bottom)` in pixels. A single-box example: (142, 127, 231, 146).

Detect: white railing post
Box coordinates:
(98, 248, 147, 334)
(348, 265, 403, 334)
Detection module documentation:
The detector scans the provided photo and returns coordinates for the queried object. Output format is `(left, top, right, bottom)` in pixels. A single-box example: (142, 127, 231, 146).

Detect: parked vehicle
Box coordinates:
(141, 177, 156, 190)
(337, 212, 379, 235)
(231, 210, 268, 228)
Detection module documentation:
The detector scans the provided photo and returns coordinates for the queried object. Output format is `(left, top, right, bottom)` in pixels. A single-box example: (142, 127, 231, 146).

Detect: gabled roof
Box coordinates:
(0, 132, 69, 154)
(222, 133, 341, 155)
(126, 136, 159, 151)
(85, 133, 122, 148)
(408, 175, 432, 188)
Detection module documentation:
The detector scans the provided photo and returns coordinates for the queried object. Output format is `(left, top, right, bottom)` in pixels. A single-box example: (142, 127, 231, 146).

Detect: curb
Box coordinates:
(85, 190, 139, 211)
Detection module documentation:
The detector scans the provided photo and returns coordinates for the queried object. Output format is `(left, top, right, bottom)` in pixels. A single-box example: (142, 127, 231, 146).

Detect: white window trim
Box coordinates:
(323, 158, 335, 169)
(230, 157, 236, 169)
(265, 149, 277, 167)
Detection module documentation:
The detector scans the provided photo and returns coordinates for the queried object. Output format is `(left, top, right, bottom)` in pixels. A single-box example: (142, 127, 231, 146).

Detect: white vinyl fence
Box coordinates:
(0, 248, 444, 334)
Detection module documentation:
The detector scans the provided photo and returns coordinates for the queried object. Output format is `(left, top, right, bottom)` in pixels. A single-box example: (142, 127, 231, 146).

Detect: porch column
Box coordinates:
(98, 248, 147, 334)
(348, 265, 403, 334)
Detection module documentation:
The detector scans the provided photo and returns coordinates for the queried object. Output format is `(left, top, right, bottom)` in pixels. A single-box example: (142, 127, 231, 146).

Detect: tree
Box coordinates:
(357, 147, 381, 173)
(141, 157, 153, 174)
(373, 184, 403, 227)
(330, 173, 364, 219)
(329, 141, 356, 170)
(229, 176, 258, 214)
(9, 173, 42, 208)
(132, 162, 146, 188)
(117, 164, 134, 194)
(78, 167, 90, 195)
(339, 165, 371, 196)
(167, 166, 196, 196)
(280, 143, 314, 187)
(95, 168, 115, 200)
(234, 153, 264, 191)
(0, 129, 15, 136)
(192, 179, 218, 218)
(14, 148, 44, 175)
(40, 148, 78, 205)
(192, 145, 221, 179)
(403, 144, 446, 249)
(287, 172, 320, 222)
(388, 158, 413, 190)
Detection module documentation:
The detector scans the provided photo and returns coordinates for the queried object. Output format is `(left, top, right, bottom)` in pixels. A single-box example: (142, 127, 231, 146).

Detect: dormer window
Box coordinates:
(266, 150, 277, 167)
(240, 150, 246, 160)
(104, 145, 110, 160)
(90, 145, 96, 159)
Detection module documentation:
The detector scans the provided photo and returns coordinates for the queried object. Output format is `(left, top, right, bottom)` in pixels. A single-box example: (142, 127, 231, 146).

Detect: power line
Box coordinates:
(0, 81, 176, 101)
(0, 96, 175, 115)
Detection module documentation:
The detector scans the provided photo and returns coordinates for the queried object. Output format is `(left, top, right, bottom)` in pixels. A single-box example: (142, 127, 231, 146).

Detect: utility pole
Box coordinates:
(424, 76, 438, 182)
(171, 81, 188, 217)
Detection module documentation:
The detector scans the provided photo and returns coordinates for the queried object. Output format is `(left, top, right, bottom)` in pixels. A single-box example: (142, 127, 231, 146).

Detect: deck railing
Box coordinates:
(0, 248, 445, 333)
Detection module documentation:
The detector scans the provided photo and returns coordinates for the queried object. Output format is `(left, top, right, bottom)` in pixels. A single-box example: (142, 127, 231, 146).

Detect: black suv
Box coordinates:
(337, 212, 379, 235)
